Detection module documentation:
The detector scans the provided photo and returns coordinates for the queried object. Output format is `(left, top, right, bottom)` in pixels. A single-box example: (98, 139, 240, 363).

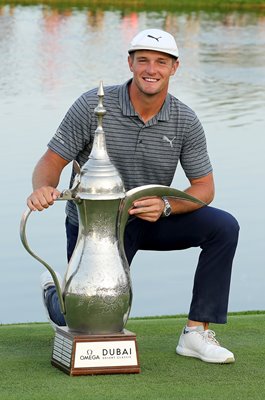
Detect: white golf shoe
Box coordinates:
(176, 326, 235, 364)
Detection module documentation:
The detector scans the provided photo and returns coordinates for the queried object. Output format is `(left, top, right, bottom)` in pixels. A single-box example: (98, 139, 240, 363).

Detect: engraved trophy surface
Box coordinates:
(20, 82, 204, 375)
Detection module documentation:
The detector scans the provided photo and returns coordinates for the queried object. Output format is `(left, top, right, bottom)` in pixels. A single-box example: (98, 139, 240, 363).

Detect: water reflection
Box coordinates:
(1, 5, 264, 126)
(0, 5, 264, 324)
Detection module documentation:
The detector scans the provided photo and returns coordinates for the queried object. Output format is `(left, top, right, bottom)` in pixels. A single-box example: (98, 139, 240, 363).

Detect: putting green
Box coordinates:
(1, 313, 265, 399)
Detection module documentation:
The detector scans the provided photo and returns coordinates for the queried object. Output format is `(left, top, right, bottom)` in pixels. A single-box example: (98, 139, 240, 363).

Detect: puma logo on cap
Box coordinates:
(147, 35, 162, 42)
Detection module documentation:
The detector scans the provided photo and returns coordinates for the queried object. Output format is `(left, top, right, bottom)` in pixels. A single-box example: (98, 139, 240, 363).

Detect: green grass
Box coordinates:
(1, 313, 265, 399)
(1, 0, 265, 11)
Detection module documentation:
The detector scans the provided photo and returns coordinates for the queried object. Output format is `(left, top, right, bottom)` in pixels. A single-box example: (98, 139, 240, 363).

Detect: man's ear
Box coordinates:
(171, 59, 179, 76)
(128, 54, 134, 72)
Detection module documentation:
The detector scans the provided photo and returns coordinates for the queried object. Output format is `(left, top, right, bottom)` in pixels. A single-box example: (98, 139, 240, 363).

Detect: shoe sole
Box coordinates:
(176, 346, 235, 364)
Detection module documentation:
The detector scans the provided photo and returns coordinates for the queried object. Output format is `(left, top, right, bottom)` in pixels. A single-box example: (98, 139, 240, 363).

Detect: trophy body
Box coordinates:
(63, 199, 131, 335)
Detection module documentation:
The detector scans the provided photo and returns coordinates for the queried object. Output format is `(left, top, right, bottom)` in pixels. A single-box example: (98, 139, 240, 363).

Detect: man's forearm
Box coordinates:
(32, 150, 69, 190)
(170, 174, 215, 215)
(27, 150, 70, 211)
(32, 158, 60, 190)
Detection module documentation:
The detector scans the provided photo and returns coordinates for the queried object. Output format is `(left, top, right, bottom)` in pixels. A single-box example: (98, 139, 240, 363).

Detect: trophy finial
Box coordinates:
(75, 81, 125, 200)
(92, 81, 107, 156)
(94, 80, 106, 123)
(97, 80, 104, 97)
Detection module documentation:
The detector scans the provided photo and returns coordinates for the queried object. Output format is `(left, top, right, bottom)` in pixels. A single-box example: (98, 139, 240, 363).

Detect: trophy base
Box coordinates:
(51, 326, 140, 376)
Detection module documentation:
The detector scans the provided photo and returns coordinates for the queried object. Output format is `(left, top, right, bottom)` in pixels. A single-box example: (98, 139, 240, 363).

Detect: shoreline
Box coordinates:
(1, 0, 265, 11)
(1, 310, 265, 327)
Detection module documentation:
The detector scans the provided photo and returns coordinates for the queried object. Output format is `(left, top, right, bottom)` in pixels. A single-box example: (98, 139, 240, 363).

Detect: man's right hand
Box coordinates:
(27, 186, 61, 211)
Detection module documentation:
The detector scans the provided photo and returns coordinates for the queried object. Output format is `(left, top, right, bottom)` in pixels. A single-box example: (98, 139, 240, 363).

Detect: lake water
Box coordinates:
(0, 5, 264, 324)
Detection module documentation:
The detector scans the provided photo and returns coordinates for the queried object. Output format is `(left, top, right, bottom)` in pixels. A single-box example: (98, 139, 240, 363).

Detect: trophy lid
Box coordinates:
(74, 81, 125, 200)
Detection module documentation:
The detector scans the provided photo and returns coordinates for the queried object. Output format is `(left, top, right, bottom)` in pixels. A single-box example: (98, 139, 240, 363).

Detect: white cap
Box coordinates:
(128, 29, 179, 58)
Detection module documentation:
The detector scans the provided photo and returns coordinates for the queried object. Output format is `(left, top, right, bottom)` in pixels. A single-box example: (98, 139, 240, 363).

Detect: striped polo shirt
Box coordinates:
(48, 79, 212, 226)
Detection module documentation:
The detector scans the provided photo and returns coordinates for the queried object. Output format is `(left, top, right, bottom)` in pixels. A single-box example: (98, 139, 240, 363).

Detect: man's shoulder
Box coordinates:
(168, 93, 197, 120)
(169, 93, 194, 114)
(69, 84, 121, 114)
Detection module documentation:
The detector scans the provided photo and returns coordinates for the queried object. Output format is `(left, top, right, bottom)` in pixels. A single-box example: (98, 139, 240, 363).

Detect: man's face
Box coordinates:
(128, 50, 179, 97)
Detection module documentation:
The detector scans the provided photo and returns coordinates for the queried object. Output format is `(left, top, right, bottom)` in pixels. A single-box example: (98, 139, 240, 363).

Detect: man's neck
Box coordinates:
(128, 81, 167, 123)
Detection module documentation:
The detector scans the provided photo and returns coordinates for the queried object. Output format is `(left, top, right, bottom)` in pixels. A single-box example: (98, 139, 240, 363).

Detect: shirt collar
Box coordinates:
(118, 79, 171, 122)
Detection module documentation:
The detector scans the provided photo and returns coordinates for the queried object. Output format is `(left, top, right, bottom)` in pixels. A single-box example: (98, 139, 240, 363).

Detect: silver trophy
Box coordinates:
(20, 82, 204, 375)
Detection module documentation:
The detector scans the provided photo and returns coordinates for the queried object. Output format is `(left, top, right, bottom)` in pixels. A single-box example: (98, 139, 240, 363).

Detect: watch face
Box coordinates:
(164, 206, 171, 216)
(163, 198, 172, 217)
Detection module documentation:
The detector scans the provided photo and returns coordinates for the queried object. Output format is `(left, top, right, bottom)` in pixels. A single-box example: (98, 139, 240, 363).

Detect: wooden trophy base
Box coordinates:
(51, 326, 140, 376)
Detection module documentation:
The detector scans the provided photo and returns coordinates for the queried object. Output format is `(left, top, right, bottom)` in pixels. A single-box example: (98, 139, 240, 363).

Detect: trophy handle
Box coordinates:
(20, 208, 66, 314)
(118, 184, 206, 249)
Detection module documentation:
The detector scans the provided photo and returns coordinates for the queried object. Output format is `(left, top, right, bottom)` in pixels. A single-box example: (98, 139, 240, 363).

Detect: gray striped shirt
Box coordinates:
(48, 79, 212, 226)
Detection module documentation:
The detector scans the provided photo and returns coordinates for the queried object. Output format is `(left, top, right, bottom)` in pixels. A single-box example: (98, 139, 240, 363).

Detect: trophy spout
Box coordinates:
(118, 184, 206, 248)
(20, 208, 66, 314)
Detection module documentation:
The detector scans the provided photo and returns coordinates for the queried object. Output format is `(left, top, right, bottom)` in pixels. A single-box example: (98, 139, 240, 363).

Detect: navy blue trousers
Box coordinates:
(46, 206, 239, 326)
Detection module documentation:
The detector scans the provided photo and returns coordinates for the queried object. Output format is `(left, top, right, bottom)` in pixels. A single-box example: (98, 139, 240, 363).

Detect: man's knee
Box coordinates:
(221, 211, 239, 239)
(211, 208, 240, 246)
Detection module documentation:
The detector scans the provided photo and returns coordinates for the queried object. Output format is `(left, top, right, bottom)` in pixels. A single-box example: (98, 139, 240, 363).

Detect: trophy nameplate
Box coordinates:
(51, 326, 140, 376)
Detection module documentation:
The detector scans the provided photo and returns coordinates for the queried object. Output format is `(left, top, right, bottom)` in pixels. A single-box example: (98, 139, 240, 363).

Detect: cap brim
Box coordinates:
(128, 46, 178, 58)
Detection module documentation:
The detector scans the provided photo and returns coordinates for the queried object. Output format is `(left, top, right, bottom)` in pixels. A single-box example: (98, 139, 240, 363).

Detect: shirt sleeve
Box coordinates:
(180, 114, 213, 179)
(48, 94, 92, 161)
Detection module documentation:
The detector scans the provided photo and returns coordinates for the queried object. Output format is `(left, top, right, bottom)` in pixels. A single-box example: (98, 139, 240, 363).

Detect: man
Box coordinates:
(27, 29, 239, 364)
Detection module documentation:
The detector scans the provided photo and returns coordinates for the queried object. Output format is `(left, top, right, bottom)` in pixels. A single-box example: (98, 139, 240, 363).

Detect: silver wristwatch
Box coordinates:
(162, 197, 172, 217)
